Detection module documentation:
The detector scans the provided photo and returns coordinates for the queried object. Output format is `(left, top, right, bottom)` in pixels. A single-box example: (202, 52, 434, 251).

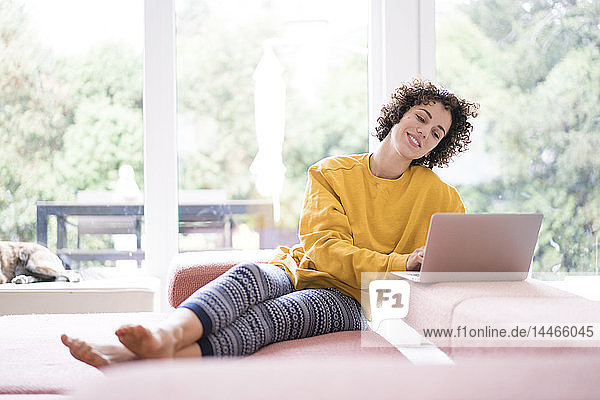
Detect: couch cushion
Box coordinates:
(168, 249, 276, 307)
(402, 279, 600, 351)
(251, 330, 405, 360)
(0, 395, 69, 400)
(0, 312, 167, 395)
(70, 354, 600, 400)
(451, 296, 600, 346)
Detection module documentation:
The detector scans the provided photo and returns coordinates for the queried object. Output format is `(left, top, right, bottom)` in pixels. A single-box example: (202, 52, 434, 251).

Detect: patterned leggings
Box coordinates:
(178, 262, 366, 357)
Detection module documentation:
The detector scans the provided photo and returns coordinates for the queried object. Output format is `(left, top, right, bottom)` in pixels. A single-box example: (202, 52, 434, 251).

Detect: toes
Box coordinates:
(115, 326, 129, 336)
(62, 336, 109, 368)
(133, 325, 151, 339)
(61, 334, 84, 352)
(116, 325, 151, 342)
(116, 324, 142, 338)
(115, 325, 166, 358)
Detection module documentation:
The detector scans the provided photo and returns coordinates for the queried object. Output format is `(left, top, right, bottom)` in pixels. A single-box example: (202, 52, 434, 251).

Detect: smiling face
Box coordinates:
(387, 101, 452, 162)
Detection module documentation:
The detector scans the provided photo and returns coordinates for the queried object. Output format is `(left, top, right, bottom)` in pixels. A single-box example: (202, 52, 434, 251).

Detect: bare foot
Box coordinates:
(115, 325, 178, 359)
(61, 334, 135, 368)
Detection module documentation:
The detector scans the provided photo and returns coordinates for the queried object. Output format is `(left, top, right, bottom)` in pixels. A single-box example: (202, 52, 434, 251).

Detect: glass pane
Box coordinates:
(435, 0, 599, 279)
(175, 0, 368, 251)
(2, 1, 144, 271)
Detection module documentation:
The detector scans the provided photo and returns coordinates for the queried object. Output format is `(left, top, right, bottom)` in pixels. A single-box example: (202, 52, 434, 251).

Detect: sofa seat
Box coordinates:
(0, 313, 405, 397)
(0, 312, 167, 396)
(70, 354, 600, 400)
(401, 279, 600, 358)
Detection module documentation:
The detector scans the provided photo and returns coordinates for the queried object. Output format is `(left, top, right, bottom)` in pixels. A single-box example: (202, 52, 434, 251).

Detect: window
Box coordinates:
(435, 0, 599, 279)
(175, 0, 368, 251)
(3, 0, 144, 269)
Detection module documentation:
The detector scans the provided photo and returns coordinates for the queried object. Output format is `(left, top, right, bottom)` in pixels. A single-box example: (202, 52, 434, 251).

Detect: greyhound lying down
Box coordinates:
(0, 241, 80, 284)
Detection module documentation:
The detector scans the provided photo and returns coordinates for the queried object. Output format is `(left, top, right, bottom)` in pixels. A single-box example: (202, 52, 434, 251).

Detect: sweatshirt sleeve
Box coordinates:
(298, 164, 408, 289)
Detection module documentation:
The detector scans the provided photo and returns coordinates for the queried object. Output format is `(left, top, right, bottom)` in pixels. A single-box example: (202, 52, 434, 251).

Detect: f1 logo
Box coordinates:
(375, 288, 405, 308)
(368, 280, 410, 331)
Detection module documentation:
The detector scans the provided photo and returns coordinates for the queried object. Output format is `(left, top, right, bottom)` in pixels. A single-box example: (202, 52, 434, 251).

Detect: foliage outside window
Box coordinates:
(175, 0, 368, 236)
(1, 0, 367, 253)
(436, 0, 599, 276)
(0, 1, 143, 255)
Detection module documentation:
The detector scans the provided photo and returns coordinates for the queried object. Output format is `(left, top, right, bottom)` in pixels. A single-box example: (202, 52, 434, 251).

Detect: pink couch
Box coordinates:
(0, 250, 403, 399)
(2, 249, 599, 399)
(70, 355, 600, 400)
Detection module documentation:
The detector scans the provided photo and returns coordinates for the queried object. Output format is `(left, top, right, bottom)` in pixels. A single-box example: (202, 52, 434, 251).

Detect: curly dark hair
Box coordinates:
(373, 78, 479, 168)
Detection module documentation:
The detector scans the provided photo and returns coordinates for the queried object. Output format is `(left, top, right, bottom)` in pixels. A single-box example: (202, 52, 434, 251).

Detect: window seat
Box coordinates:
(0, 274, 160, 315)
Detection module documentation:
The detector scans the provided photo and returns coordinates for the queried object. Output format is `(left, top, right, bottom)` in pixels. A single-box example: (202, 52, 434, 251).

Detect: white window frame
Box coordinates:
(143, 0, 178, 311)
(368, 0, 436, 151)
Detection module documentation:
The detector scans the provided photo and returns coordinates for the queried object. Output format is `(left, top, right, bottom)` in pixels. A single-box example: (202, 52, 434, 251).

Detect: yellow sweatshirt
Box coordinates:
(270, 153, 465, 304)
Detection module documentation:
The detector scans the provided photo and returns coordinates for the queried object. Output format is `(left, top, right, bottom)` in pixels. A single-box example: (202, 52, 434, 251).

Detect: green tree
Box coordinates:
(0, 1, 71, 240)
(0, 1, 143, 244)
(54, 44, 143, 192)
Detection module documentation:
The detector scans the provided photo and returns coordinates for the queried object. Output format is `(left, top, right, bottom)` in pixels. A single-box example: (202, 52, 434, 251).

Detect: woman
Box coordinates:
(61, 78, 478, 366)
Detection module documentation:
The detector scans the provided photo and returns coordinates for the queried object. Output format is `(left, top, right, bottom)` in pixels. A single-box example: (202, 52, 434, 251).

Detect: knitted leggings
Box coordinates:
(178, 262, 366, 357)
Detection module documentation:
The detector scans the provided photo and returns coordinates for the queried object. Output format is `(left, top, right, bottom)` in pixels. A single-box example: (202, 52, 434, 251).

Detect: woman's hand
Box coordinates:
(406, 246, 425, 271)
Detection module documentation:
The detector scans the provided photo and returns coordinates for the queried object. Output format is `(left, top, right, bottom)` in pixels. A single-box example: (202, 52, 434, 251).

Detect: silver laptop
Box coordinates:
(392, 213, 543, 283)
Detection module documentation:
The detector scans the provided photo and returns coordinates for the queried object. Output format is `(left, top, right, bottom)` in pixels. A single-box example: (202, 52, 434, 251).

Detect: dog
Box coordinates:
(0, 242, 80, 284)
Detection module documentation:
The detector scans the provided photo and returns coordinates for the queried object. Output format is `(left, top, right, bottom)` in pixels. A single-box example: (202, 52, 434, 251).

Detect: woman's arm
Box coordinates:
(298, 165, 411, 289)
